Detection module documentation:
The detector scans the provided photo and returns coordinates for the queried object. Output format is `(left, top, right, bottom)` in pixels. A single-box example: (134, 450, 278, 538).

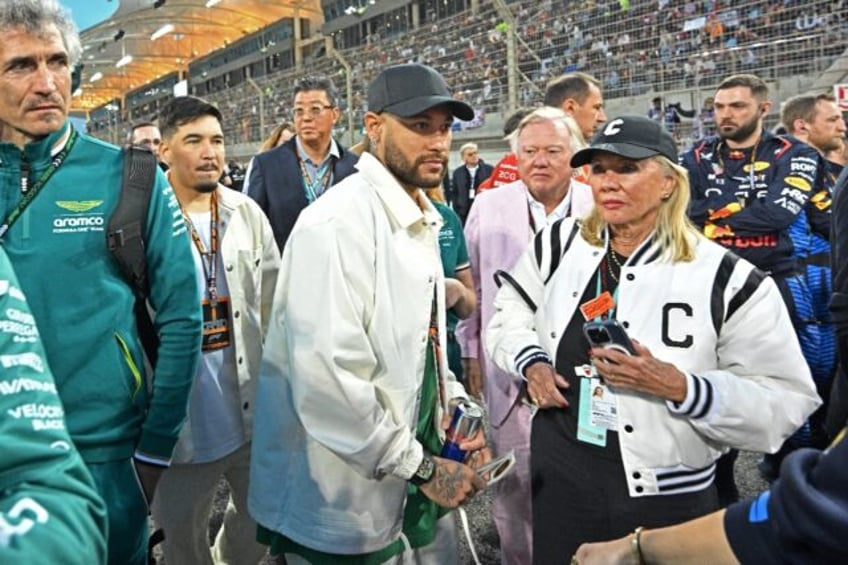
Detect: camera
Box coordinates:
(585, 326, 610, 344)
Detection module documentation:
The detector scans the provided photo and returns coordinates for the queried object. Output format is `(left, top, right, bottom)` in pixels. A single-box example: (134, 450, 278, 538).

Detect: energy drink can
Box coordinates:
(440, 400, 483, 462)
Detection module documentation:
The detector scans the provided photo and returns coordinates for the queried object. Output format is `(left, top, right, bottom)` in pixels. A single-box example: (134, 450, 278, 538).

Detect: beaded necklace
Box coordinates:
(602, 245, 626, 289)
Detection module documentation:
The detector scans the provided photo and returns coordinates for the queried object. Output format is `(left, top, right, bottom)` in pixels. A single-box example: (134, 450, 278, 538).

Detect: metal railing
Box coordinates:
(87, 0, 846, 155)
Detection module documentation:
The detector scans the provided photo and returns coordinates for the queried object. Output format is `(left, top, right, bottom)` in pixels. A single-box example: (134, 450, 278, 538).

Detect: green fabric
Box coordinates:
(258, 327, 446, 564)
(0, 124, 202, 463)
(432, 201, 469, 381)
(0, 248, 107, 564)
(256, 524, 403, 565)
(257, 524, 404, 565)
(446, 333, 463, 383)
(432, 202, 469, 278)
(87, 460, 149, 565)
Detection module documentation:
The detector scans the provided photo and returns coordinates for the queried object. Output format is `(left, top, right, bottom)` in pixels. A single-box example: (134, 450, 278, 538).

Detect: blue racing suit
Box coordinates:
(682, 131, 822, 448)
(788, 157, 841, 447)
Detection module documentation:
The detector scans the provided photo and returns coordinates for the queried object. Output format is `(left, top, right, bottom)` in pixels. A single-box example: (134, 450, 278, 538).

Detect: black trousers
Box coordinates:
(531, 409, 719, 564)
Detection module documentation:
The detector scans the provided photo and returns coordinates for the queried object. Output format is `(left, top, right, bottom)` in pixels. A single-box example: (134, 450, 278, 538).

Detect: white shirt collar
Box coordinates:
(526, 188, 571, 233)
(355, 152, 443, 231)
(295, 135, 340, 165)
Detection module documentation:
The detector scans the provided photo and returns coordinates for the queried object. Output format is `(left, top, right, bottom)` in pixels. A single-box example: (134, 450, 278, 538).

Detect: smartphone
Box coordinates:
(582, 319, 636, 356)
(476, 450, 516, 488)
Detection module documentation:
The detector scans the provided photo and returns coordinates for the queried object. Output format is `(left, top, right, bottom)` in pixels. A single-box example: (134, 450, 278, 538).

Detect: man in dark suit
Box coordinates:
(245, 75, 359, 251)
(446, 142, 493, 223)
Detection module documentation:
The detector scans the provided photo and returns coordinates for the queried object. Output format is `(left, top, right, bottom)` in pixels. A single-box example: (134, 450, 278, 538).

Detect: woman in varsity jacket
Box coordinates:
(485, 116, 820, 563)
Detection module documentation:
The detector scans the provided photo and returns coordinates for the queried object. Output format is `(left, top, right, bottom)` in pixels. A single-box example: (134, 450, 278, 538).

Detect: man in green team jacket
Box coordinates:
(0, 247, 107, 564)
(0, 1, 202, 563)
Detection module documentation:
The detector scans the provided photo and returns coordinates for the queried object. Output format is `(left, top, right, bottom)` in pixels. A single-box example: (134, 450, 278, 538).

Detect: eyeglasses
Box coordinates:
(292, 105, 334, 119)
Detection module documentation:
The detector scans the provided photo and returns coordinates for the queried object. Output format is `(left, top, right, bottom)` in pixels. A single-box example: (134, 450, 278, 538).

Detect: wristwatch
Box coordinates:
(409, 453, 436, 486)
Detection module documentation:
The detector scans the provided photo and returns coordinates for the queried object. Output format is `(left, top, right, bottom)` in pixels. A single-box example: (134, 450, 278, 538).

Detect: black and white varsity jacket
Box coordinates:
(486, 218, 820, 497)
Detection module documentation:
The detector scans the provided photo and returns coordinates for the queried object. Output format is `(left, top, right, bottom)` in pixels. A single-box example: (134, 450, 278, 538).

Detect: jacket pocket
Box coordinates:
(235, 247, 263, 303)
(114, 332, 144, 402)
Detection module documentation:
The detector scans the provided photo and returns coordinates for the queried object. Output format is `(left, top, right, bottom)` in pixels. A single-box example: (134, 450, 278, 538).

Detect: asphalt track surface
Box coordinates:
(152, 450, 770, 564)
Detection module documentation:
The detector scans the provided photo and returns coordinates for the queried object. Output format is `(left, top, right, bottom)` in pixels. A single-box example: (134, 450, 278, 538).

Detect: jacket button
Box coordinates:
(626, 273, 635, 281)
(243, 402, 249, 410)
(622, 321, 629, 328)
(234, 311, 240, 318)
(572, 291, 578, 297)
(635, 486, 644, 493)
(624, 425, 634, 433)
(632, 471, 641, 479)
(226, 264, 234, 272)
(238, 356, 243, 364)
(550, 331, 556, 339)
(254, 259, 260, 267)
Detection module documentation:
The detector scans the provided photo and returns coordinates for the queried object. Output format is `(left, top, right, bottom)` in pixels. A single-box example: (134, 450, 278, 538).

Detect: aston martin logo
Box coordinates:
(55, 200, 104, 213)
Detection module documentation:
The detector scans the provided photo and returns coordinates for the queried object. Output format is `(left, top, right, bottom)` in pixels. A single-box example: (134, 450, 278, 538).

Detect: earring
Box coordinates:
(662, 193, 671, 200)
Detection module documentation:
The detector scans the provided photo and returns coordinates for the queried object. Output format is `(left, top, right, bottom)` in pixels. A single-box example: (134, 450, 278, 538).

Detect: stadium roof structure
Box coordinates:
(72, 0, 323, 113)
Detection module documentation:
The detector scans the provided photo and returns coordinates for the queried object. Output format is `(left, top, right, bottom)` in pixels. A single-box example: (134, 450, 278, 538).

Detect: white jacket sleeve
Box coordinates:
(258, 213, 280, 338)
(485, 238, 553, 380)
(667, 272, 821, 453)
(281, 218, 421, 481)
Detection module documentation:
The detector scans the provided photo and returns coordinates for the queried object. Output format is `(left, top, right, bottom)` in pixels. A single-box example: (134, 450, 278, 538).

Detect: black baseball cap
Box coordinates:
(570, 115, 678, 167)
(368, 64, 474, 121)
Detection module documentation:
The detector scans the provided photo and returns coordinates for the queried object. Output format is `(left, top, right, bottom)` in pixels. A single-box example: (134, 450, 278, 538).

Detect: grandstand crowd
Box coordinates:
(2, 0, 848, 564)
(86, 0, 847, 151)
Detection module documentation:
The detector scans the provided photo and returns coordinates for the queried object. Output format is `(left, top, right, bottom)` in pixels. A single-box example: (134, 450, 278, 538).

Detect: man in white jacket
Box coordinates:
(249, 63, 489, 565)
(150, 96, 280, 565)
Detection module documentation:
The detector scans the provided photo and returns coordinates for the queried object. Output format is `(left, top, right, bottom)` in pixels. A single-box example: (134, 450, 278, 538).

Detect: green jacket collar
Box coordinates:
(0, 122, 71, 165)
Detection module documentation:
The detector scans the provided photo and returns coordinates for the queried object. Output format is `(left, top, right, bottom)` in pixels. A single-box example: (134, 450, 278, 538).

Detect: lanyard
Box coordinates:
(182, 192, 219, 303)
(298, 155, 332, 203)
(0, 128, 78, 239)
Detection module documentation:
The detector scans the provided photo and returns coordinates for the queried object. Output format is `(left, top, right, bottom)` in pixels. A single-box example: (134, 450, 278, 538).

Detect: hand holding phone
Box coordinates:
(582, 319, 636, 356)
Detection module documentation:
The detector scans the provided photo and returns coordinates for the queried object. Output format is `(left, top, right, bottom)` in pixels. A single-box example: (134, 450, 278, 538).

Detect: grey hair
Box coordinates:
(0, 0, 82, 66)
(459, 142, 478, 155)
(508, 106, 575, 153)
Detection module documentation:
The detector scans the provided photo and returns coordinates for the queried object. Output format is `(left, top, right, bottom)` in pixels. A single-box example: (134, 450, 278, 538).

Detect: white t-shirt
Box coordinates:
(181, 210, 245, 463)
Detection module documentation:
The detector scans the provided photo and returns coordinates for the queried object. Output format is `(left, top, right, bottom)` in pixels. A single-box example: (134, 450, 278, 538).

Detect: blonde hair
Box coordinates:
(260, 121, 294, 152)
(580, 156, 700, 262)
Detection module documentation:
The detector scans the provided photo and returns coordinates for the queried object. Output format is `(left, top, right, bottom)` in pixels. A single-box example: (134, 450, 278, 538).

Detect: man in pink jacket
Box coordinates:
(458, 107, 593, 564)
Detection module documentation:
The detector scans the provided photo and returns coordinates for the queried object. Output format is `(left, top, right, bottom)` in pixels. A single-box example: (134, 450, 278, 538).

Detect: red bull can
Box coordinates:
(440, 400, 483, 462)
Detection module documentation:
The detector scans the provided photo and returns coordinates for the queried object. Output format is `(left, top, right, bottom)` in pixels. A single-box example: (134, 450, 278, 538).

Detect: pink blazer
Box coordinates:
(457, 180, 593, 427)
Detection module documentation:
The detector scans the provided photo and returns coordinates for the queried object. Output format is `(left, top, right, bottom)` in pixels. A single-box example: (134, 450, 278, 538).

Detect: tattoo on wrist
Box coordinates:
(434, 462, 463, 499)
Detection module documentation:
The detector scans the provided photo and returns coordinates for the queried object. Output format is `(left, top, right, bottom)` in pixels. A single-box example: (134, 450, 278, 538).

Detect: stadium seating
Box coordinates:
(88, 0, 847, 156)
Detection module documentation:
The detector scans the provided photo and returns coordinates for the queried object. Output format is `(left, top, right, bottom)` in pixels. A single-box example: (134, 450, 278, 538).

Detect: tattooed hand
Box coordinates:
(418, 456, 485, 508)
